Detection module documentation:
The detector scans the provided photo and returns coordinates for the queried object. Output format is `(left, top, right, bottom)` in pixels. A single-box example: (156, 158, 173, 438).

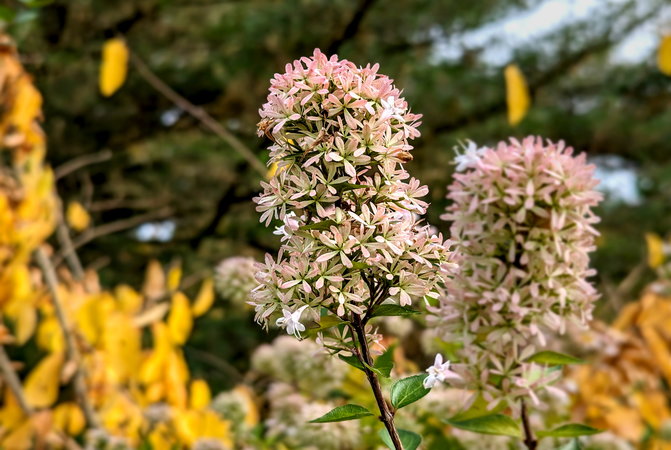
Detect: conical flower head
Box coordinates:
(432, 136, 602, 406)
(252, 50, 454, 335)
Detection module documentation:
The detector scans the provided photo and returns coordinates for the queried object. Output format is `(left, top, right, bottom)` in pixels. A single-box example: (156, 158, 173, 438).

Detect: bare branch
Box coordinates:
(35, 247, 99, 429)
(326, 0, 378, 55)
(434, 7, 657, 134)
(129, 51, 267, 177)
(55, 199, 85, 281)
(0, 344, 33, 415)
(54, 150, 113, 180)
(53, 207, 174, 269)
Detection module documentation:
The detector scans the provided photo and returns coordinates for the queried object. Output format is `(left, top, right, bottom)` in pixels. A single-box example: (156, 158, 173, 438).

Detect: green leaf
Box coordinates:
(525, 351, 584, 366)
(371, 304, 421, 318)
(338, 354, 366, 371)
(445, 414, 522, 438)
(374, 344, 395, 378)
(379, 428, 422, 450)
(299, 219, 336, 231)
(338, 354, 384, 376)
(350, 261, 371, 270)
(305, 315, 345, 337)
(339, 182, 370, 191)
(309, 404, 374, 423)
(537, 423, 602, 438)
(0, 5, 16, 22)
(391, 374, 430, 409)
(19, 0, 54, 7)
(556, 438, 583, 450)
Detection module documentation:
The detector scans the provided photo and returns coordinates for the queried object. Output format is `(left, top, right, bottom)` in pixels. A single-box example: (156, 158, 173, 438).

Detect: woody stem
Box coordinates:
(351, 313, 402, 450)
(521, 398, 538, 450)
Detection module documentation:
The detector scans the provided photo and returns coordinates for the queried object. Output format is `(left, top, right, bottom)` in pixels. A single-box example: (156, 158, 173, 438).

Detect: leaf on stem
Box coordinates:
(525, 351, 584, 365)
(374, 344, 395, 378)
(390, 374, 430, 409)
(309, 404, 374, 423)
(338, 354, 383, 376)
(445, 414, 522, 437)
(370, 304, 421, 318)
(379, 428, 422, 450)
(536, 423, 602, 438)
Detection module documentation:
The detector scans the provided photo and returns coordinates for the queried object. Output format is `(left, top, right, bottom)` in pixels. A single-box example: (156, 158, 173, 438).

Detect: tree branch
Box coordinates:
(54, 150, 113, 180)
(434, 7, 657, 134)
(0, 344, 33, 415)
(326, 0, 377, 55)
(35, 247, 99, 429)
(53, 207, 174, 269)
(129, 51, 267, 177)
(55, 199, 85, 281)
(189, 182, 255, 248)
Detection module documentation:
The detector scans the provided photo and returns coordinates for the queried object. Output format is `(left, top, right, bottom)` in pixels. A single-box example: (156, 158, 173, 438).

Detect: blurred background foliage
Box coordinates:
(3, 0, 671, 388)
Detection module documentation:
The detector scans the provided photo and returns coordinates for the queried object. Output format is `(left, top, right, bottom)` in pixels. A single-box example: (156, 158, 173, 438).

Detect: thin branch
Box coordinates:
(0, 344, 33, 415)
(55, 200, 85, 281)
(53, 207, 174, 268)
(520, 399, 537, 450)
(326, 0, 377, 55)
(35, 247, 99, 429)
(129, 51, 267, 177)
(184, 346, 243, 383)
(54, 150, 113, 180)
(189, 182, 255, 248)
(350, 314, 402, 450)
(434, 7, 657, 134)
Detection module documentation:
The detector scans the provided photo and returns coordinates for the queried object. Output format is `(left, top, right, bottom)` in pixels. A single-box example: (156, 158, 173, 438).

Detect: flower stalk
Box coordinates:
(350, 313, 402, 450)
(520, 399, 537, 450)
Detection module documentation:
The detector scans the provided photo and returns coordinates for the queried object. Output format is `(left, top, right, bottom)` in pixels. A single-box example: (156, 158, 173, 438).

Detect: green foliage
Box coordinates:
(536, 424, 602, 438)
(391, 374, 430, 409)
(371, 304, 421, 318)
(445, 414, 522, 438)
(525, 351, 584, 365)
(308, 404, 374, 423)
(379, 428, 422, 450)
(557, 439, 584, 450)
(374, 344, 396, 378)
(305, 315, 346, 337)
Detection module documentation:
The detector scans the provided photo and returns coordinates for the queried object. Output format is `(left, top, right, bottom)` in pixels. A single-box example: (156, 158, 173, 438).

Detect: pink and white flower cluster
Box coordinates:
(251, 49, 454, 335)
(431, 137, 602, 406)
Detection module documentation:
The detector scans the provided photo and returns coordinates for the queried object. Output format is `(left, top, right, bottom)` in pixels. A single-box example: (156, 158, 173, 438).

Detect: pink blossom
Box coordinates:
(251, 49, 454, 338)
(431, 136, 602, 405)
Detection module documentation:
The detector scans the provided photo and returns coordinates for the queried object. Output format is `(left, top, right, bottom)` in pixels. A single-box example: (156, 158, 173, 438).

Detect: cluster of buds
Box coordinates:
(431, 137, 602, 407)
(251, 336, 347, 398)
(214, 256, 258, 307)
(251, 49, 454, 337)
(264, 383, 364, 450)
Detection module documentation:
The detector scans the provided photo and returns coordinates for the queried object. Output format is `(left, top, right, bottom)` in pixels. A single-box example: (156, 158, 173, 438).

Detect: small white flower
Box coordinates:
(453, 140, 486, 172)
(424, 353, 461, 389)
(273, 212, 300, 240)
(276, 305, 309, 338)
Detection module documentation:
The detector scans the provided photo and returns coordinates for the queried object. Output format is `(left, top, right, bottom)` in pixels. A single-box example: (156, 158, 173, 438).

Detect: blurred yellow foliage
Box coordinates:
(65, 200, 91, 231)
(504, 64, 531, 126)
(570, 290, 671, 447)
(645, 232, 666, 268)
(99, 38, 129, 97)
(0, 35, 240, 449)
(658, 35, 671, 77)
